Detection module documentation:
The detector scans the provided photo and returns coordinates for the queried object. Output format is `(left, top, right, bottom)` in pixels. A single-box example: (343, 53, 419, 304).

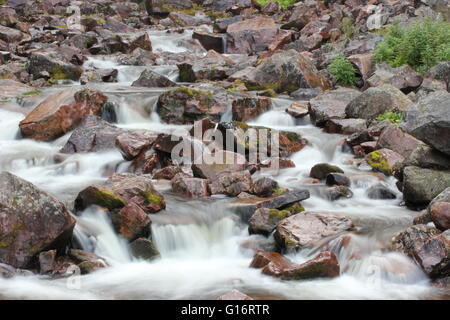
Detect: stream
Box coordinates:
(0, 26, 437, 300)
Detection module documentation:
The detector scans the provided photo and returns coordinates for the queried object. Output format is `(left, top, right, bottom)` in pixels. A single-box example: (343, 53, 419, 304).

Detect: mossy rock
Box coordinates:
(130, 238, 160, 261)
(310, 163, 344, 180)
(367, 150, 392, 176)
(75, 186, 128, 211)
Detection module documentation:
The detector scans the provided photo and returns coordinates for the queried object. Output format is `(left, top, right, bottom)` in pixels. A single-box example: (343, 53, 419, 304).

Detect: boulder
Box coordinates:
(68, 249, 107, 274)
(391, 225, 448, 279)
(0, 172, 76, 268)
(366, 148, 404, 176)
(192, 32, 225, 53)
(60, 116, 124, 154)
(209, 171, 252, 197)
(249, 207, 294, 236)
(171, 173, 210, 198)
(131, 69, 176, 88)
(152, 166, 183, 180)
(366, 184, 397, 200)
(325, 186, 353, 201)
(129, 237, 160, 261)
(192, 150, 247, 180)
(250, 250, 340, 280)
(429, 188, 450, 231)
(234, 50, 331, 93)
(401, 91, 450, 156)
(367, 64, 423, 94)
(232, 97, 272, 122)
(112, 202, 151, 241)
(0, 25, 24, 43)
(401, 145, 450, 172)
(324, 118, 367, 135)
(130, 149, 162, 175)
(402, 166, 450, 206)
(310, 163, 344, 180)
(426, 61, 450, 91)
(75, 173, 165, 214)
(156, 87, 226, 124)
(274, 211, 354, 251)
(285, 103, 309, 118)
(251, 177, 278, 197)
(20, 89, 109, 142)
(376, 123, 424, 158)
(39, 250, 56, 274)
(178, 59, 231, 82)
(116, 130, 159, 160)
(230, 189, 310, 223)
(145, 0, 192, 15)
(226, 16, 292, 55)
(80, 69, 118, 85)
(325, 173, 350, 187)
(345, 84, 412, 120)
(27, 52, 83, 81)
(308, 88, 362, 126)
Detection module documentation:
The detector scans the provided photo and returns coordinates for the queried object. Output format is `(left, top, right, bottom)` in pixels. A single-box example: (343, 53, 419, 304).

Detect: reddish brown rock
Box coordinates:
(39, 250, 56, 274)
(112, 202, 151, 241)
(232, 97, 272, 122)
(376, 124, 424, 158)
(192, 150, 247, 180)
(209, 171, 253, 197)
(429, 188, 450, 231)
(366, 148, 405, 176)
(152, 166, 183, 180)
(171, 173, 210, 199)
(116, 130, 159, 160)
(226, 16, 292, 54)
(250, 250, 340, 280)
(275, 211, 354, 251)
(285, 103, 309, 118)
(20, 89, 108, 141)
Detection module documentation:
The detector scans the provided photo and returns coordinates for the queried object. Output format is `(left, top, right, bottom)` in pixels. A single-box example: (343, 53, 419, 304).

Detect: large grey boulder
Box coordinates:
(346, 84, 412, 120)
(401, 91, 450, 156)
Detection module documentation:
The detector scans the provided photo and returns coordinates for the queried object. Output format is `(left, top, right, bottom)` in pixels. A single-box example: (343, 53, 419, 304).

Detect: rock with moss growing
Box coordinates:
(156, 87, 226, 124)
(249, 208, 294, 236)
(402, 166, 450, 206)
(75, 173, 165, 214)
(309, 163, 344, 180)
(0, 172, 76, 269)
(345, 84, 413, 120)
(366, 148, 404, 176)
(130, 238, 160, 261)
(27, 52, 83, 81)
(274, 211, 354, 251)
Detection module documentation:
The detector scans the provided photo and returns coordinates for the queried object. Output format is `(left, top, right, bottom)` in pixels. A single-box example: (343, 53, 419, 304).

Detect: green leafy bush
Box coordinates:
(327, 55, 359, 86)
(374, 19, 450, 73)
(375, 111, 403, 126)
(255, 0, 297, 10)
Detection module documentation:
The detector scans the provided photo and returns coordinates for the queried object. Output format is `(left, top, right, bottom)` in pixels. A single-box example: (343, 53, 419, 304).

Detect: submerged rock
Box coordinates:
(129, 238, 160, 261)
(0, 172, 76, 269)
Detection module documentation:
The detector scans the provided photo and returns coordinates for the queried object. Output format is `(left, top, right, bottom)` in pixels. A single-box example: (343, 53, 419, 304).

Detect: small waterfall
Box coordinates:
(74, 207, 133, 265)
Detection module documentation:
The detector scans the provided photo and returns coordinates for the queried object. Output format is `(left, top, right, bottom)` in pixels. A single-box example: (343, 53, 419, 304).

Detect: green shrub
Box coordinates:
(374, 19, 450, 74)
(342, 17, 358, 40)
(327, 55, 359, 86)
(375, 111, 403, 126)
(255, 0, 297, 10)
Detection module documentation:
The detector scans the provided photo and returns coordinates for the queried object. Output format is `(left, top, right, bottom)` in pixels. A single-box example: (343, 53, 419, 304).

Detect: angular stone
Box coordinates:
(209, 170, 252, 197)
(0, 172, 76, 268)
(131, 69, 176, 88)
(171, 173, 210, 199)
(274, 211, 354, 251)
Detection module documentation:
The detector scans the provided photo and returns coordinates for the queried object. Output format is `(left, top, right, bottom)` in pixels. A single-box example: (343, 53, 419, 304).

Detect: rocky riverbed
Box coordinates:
(0, 0, 449, 300)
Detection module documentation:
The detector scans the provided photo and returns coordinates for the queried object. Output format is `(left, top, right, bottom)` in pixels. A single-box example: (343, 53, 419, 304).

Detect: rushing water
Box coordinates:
(0, 27, 438, 300)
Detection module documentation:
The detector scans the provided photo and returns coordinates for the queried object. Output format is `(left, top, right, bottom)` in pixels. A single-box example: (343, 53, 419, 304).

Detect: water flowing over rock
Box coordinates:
(0, 172, 76, 269)
(20, 89, 109, 142)
(401, 91, 450, 156)
(274, 211, 354, 251)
